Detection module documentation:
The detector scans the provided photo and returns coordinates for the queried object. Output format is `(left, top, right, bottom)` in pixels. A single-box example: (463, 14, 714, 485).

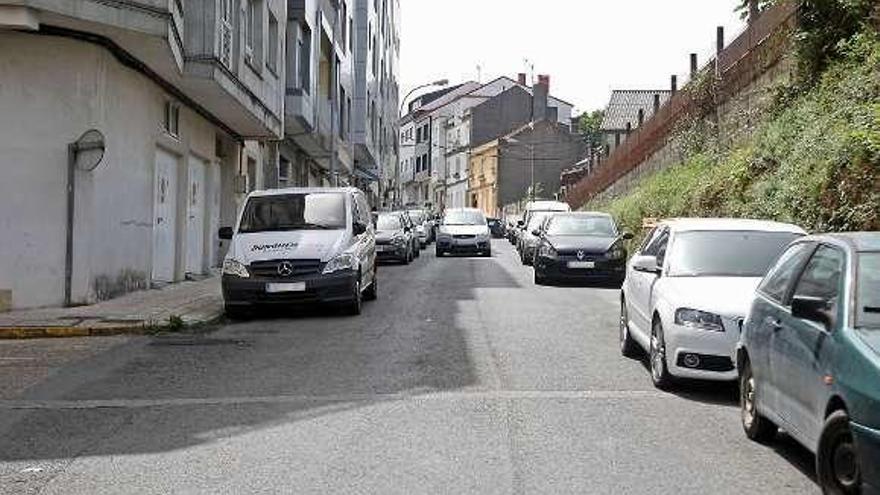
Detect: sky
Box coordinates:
(399, 0, 747, 115)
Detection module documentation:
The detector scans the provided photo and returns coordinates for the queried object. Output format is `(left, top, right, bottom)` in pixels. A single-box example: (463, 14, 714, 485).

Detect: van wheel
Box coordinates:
(740, 358, 776, 443)
(817, 410, 861, 495)
(345, 278, 363, 316)
(224, 305, 250, 321)
(363, 268, 378, 301)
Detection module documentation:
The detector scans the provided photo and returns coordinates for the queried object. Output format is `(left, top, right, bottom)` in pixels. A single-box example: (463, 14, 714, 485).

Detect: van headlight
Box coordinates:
(322, 253, 358, 274)
(675, 308, 724, 332)
(222, 259, 250, 278)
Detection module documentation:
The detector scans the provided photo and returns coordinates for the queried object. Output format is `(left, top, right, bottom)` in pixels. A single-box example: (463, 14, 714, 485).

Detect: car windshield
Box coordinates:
(667, 230, 802, 277)
(857, 252, 880, 329)
(546, 215, 617, 236)
(408, 211, 426, 223)
(444, 210, 485, 226)
(238, 193, 346, 233)
(376, 215, 402, 231)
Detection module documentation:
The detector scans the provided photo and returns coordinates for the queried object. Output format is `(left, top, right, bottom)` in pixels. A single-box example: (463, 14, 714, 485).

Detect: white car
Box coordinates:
(619, 218, 806, 388)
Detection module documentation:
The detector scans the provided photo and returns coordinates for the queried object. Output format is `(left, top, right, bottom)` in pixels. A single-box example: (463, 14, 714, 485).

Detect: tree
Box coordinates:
(577, 110, 605, 150)
(735, 0, 776, 20)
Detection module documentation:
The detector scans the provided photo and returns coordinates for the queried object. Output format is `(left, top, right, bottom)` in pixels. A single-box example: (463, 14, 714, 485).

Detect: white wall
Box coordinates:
(0, 32, 237, 309)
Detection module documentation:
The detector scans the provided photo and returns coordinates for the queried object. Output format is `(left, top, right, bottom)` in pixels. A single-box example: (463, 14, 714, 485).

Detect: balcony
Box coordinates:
(18, 0, 284, 138)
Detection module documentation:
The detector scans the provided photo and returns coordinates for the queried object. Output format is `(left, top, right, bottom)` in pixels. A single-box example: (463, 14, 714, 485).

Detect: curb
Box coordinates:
(0, 313, 224, 340)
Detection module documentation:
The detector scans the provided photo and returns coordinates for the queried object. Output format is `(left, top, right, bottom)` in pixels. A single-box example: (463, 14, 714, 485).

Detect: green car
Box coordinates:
(737, 233, 880, 494)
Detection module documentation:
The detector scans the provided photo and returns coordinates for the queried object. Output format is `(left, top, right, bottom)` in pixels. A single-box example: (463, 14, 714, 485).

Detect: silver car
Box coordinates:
(435, 208, 492, 257)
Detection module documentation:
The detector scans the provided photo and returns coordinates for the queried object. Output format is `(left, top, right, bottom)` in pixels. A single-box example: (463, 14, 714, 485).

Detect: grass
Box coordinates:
(592, 32, 880, 244)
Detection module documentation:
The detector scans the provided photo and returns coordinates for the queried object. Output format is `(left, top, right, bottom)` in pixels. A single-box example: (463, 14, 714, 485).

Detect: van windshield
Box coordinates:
(238, 193, 346, 233)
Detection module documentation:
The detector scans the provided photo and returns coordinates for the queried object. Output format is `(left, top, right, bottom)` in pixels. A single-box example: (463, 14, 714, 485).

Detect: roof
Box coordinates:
(600, 90, 673, 131)
(659, 218, 806, 234)
(807, 232, 880, 252)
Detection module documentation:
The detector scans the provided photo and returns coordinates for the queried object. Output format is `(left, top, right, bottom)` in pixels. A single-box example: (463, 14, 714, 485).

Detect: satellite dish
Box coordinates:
(74, 129, 105, 171)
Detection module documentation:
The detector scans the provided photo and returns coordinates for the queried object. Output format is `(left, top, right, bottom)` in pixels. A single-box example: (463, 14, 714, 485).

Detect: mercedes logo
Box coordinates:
(277, 261, 294, 277)
(577, 250, 585, 260)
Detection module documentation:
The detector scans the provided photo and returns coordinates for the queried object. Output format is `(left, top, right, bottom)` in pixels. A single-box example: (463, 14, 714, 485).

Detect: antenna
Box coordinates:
(476, 63, 482, 83)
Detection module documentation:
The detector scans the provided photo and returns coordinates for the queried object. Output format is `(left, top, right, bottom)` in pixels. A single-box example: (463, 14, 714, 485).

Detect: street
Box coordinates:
(0, 240, 819, 494)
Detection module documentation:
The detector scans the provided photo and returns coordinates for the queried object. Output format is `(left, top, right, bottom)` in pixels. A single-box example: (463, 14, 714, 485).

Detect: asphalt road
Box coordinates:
(0, 240, 819, 494)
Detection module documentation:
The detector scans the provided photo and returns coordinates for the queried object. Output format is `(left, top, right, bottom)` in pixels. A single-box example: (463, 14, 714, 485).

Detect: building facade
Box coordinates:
(0, 1, 285, 310)
(400, 75, 574, 213)
(468, 140, 500, 217)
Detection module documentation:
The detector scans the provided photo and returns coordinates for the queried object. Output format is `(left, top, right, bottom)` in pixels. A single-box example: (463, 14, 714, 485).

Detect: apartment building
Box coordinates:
(0, 1, 285, 310)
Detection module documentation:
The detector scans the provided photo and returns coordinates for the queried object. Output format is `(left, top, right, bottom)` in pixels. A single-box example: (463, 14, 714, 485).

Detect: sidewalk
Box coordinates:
(0, 277, 223, 339)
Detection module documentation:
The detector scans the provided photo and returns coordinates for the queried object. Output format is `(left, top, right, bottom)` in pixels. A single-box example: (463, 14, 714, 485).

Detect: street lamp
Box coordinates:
(394, 78, 448, 208)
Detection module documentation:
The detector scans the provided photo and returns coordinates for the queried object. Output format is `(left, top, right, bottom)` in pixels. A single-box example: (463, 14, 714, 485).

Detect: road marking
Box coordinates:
(0, 390, 672, 410)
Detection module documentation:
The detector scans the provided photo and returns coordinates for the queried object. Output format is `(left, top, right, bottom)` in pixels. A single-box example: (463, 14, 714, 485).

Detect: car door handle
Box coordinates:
(767, 317, 783, 331)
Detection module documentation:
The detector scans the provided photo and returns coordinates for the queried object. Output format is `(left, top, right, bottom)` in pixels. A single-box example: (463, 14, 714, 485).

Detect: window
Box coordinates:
(267, 11, 278, 73)
(219, 0, 234, 68)
(340, 2, 348, 51)
(298, 23, 311, 91)
(246, 157, 257, 192)
(642, 228, 669, 265)
(278, 157, 290, 187)
(163, 101, 180, 138)
(244, 0, 263, 66)
(666, 231, 803, 278)
(349, 18, 354, 52)
(857, 253, 880, 328)
(759, 242, 814, 303)
(793, 245, 844, 305)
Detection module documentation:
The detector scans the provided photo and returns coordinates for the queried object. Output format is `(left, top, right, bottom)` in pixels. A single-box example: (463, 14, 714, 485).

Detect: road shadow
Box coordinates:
(536, 278, 622, 290)
(627, 352, 739, 407)
(0, 249, 522, 464)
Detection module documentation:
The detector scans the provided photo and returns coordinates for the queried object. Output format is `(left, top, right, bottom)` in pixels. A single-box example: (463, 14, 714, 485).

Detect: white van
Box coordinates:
(218, 187, 377, 317)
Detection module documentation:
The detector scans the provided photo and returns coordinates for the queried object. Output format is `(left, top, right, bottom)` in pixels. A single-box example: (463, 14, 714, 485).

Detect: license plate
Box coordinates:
(266, 282, 306, 293)
(568, 261, 595, 269)
(377, 245, 389, 252)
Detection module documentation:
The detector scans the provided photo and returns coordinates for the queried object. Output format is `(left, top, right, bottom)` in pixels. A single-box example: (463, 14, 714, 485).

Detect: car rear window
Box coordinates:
(377, 215, 402, 231)
(857, 252, 880, 329)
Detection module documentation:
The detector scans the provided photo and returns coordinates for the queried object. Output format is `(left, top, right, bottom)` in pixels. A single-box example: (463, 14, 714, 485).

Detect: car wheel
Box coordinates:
(345, 278, 363, 316)
(403, 248, 411, 264)
(650, 319, 673, 389)
(224, 305, 250, 320)
(619, 298, 638, 358)
(435, 247, 443, 257)
(740, 358, 777, 442)
(482, 249, 492, 258)
(414, 244, 421, 258)
(363, 268, 378, 301)
(817, 410, 862, 495)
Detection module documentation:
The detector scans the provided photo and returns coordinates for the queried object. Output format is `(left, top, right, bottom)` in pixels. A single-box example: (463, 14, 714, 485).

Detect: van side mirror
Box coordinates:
(353, 221, 367, 236)
(531, 229, 542, 237)
(622, 232, 634, 240)
(517, 220, 524, 227)
(791, 296, 833, 329)
(218, 227, 233, 240)
(632, 255, 660, 275)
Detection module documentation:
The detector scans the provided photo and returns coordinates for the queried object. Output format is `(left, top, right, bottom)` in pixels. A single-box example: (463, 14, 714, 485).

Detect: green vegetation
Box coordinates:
(577, 110, 605, 150)
(595, 3, 880, 241)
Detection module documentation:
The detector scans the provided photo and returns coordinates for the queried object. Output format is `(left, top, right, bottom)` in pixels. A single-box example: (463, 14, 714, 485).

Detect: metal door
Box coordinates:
(186, 156, 207, 275)
(152, 149, 178, 283)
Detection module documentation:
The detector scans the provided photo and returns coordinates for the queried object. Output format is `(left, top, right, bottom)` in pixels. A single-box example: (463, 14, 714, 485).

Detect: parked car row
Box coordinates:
(615, 217, 879, 495)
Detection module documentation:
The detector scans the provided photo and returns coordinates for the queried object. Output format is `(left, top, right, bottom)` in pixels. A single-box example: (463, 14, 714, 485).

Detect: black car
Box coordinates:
(374, 211, 414, 264)
(487, 217, 505, 238)
(532, 212, 632, 285)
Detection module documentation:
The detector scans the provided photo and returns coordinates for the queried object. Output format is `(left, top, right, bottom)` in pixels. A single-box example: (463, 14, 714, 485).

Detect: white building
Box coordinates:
(0, 1, 285, 310)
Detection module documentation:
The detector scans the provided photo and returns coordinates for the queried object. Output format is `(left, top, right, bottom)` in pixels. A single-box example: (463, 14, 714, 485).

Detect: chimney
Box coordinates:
(532, 76, 549, 121)
(690, 53, 698, 77)
(716, 26, 725, 54)
(653, 93, 661, 113)
(671, 75, 678, 93)
(637, 108, 645, 126)
(517, 73, 527, 85)
(625, 122, 632, 135)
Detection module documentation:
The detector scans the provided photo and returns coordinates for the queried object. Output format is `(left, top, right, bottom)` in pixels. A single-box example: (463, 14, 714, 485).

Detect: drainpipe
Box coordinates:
(64, 144, 76, 307)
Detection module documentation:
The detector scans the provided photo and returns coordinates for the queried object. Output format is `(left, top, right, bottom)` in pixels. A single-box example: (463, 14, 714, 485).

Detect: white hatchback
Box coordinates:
(619, 218, 805, 388)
